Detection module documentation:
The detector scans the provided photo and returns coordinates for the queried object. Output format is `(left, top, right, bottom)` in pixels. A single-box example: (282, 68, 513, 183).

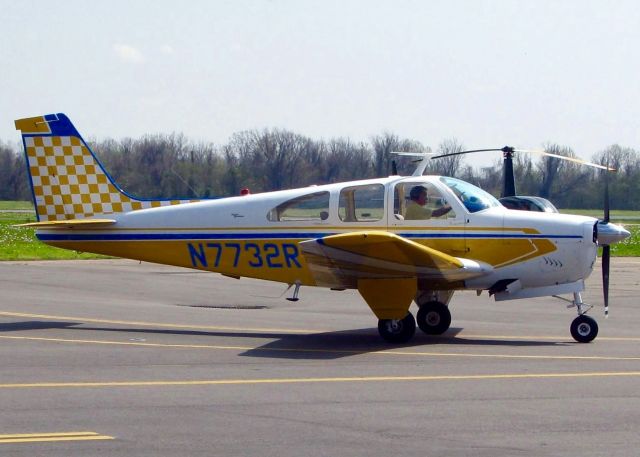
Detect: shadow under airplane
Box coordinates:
(36, 323, 571, 360)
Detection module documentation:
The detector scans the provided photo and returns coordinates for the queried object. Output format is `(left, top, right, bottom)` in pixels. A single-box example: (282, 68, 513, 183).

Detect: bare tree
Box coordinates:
(371, 133, 426, 177)
(432, 138, 464, 177)
(531, 143, 593, 208)
(592, 145, 640, 210)
(322, 139, 372, 183)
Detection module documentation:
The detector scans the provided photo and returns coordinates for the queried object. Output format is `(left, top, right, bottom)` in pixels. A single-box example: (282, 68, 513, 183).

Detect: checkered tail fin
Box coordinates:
(15, 113, 194, 222)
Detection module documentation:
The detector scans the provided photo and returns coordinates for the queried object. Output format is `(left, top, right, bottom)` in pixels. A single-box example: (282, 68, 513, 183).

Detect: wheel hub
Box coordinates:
(387, 320, 402, 333)
(577, 323, 591, 336)
(426, 312, 441, 326)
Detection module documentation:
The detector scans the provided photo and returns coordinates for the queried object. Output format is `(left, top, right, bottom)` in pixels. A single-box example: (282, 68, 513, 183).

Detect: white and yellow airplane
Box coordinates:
(14, 113, 630, 343)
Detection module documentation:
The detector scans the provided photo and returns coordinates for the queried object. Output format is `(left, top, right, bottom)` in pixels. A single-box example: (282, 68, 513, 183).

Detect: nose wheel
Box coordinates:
(570, 315, 598, 343)
(568, 292, 599, 343)
(378, 312, 416, 343)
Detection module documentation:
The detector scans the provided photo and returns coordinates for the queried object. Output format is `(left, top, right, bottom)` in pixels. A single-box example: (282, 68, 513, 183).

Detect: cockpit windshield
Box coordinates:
(439, 177, 500, 213)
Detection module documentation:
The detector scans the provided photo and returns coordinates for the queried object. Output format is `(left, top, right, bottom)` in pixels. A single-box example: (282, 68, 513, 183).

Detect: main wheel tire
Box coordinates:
(378, 312, 416, 343)
(416, 301, 451, 335)
(570, 315, 599, 343)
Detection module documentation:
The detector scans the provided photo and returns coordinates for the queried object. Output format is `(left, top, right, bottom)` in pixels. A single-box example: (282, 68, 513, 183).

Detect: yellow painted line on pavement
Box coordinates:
(0, 311, 315, 334)
(1, 334, 640, 361)
(0, 431, 114, 444)
(3, 310, 640, 342)
(1, 372, 640, 389)
(0, 334, 256, 351)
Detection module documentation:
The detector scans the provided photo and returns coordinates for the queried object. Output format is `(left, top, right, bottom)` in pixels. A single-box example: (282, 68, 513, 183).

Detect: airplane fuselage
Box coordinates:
(37, 175, 599, 298)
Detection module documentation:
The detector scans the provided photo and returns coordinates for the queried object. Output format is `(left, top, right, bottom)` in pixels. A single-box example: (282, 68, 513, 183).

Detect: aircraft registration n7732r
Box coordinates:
(14, 113, 630, 344)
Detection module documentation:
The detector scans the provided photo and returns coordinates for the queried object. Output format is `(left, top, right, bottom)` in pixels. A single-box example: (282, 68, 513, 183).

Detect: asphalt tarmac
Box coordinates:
(0, 258, 639, 457)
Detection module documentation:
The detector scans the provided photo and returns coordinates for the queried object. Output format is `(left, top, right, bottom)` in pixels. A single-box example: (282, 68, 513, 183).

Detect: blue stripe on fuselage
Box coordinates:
(36, 232, 583, 242)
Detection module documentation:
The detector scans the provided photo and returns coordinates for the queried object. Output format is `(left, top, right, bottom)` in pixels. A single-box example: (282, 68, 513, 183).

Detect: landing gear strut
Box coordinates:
(378, 313, 416, 343)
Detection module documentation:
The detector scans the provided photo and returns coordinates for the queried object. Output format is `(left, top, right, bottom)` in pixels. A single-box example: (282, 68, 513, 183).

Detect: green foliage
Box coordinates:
(0, 200, 32, 210)
(0, 212, 109, 260)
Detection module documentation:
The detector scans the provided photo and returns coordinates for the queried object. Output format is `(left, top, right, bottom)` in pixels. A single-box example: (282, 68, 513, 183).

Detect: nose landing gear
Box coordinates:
(570, 314, 599, 343)
(569, 292, 599, 343)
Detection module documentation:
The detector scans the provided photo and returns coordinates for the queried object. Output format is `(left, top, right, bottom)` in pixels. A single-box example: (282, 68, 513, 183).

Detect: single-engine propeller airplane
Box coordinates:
(14, 114, 631, 343)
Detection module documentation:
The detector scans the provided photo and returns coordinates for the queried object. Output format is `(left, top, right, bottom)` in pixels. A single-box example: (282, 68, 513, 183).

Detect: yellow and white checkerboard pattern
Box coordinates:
(25, 135, 194, 221)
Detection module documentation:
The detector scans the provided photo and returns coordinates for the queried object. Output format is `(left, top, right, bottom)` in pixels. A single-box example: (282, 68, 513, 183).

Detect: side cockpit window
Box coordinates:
(267, 191, 330, 222)
(339, 184, 384, 222)
(439, 177, 498, 213)
(394, 181, 456, 220)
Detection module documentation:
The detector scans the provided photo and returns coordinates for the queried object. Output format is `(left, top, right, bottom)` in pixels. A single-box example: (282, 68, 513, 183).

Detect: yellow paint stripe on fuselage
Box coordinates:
(41, 224, 556, 285)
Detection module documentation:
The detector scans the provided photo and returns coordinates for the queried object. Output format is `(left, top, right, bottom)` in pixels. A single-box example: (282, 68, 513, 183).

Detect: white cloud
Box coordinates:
(113, 44, 144, 63)
(160, 45, 174, 55)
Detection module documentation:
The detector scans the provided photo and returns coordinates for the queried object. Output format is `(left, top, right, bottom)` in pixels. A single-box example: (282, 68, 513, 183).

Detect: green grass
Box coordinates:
(606, 224, 640, 256)
(0, 212, 110, 261)
(0, 200, 33, 211)
(561, 208, 640, 223)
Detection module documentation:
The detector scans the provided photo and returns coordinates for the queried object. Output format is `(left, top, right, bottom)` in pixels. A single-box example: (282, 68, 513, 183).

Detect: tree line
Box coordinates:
(1, 131, 639, 210)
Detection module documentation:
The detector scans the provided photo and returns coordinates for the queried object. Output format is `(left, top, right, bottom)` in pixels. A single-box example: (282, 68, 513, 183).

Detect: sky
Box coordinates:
(1, 0, 639, 168)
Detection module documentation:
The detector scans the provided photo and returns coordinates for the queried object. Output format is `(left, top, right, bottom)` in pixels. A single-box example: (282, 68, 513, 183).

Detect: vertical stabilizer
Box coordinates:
(15, 113, 195, 221)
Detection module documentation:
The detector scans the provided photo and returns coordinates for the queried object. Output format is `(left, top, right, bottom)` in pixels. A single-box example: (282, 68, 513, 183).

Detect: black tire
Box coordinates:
(570, 315, 599, 343)
(378, 313, 416, 343)
(416, 301, 451, 335)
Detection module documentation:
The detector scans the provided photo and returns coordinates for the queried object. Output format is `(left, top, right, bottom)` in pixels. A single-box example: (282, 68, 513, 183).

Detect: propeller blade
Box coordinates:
(604, 159, 610, 223)
(602, 244, 610, 317)
(601, 154, 611, 316)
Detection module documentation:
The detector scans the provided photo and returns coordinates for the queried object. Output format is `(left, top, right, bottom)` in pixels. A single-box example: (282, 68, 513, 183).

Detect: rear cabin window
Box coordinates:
(339, 184, 384, 222)
(267, 191, 330, 222)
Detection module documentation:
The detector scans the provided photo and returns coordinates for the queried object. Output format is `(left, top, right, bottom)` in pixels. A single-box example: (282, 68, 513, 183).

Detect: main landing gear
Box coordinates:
(377, 300, 452, 343)
(378, 313, 416, 343)
(416, 301, 451, 335)
(569, 292, 599, 343)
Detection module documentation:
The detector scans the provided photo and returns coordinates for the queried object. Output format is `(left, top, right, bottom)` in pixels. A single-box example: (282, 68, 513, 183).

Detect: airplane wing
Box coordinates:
(17, 219, 116, 228)
(299, 231, 492, 288)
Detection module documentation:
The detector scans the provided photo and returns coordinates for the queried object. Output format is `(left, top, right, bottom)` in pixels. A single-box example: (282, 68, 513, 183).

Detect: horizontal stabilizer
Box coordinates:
(16, 218, 116, 229)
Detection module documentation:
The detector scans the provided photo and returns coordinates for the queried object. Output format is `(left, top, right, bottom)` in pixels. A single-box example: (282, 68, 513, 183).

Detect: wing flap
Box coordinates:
(300, 231, 492, 288)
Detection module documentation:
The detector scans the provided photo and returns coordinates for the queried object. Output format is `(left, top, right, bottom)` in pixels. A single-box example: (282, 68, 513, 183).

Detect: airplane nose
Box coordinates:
(596, 221, 631, 245)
